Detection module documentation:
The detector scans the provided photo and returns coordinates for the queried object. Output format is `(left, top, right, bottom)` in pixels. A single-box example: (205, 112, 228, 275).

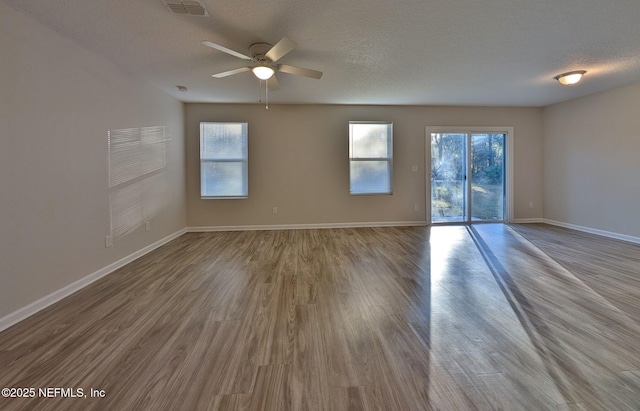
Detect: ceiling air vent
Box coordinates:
(162, 0, 209, 17)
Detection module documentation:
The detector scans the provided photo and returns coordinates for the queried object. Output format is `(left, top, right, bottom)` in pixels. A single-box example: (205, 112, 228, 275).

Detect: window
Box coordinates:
(349, 121, 393, 195)
(200, 122, 248, 198)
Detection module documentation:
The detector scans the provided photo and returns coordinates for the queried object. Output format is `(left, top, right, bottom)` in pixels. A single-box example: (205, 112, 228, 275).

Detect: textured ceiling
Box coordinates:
(5, 0, 640, 106)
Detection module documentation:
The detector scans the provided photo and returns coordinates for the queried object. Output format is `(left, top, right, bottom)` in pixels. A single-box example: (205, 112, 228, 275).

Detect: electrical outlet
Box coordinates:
(414, 204, 419, 212)
(105, 235, 113, 248)
(145, 221, 151, 231)
(529, 202, 534, 209)
(272, 207, 278, 215)
(411, 165, 418, 172)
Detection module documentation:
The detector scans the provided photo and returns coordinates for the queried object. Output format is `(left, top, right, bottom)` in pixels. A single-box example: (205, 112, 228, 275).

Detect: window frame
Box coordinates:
(349, 121, 394, 195)
(200, 122, 248, 199)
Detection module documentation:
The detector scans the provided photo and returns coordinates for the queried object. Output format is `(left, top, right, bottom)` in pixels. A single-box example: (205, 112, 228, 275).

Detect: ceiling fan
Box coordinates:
(201, 37, 323, 90)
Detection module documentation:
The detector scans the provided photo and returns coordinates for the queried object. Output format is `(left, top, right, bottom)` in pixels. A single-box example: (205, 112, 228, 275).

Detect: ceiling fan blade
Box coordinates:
(267, 76, 280, 91)
(265, 37, 297, 63)
(277, 64, 323, 80)
(201, 41, 252, 60)
(212, 67, 251, 78)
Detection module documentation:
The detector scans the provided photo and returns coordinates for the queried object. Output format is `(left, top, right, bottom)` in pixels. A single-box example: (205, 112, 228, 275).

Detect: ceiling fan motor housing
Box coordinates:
(249, 43, 273, 62)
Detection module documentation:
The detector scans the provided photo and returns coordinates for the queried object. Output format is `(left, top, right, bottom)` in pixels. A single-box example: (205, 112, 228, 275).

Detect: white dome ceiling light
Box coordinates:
(555, 70, 587, 85)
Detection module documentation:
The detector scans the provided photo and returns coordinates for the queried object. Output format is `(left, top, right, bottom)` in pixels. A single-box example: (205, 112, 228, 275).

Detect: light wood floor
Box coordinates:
(1, 224, 639, 410)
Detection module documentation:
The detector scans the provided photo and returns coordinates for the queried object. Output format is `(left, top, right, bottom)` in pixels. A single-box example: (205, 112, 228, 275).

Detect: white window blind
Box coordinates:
(349, 122, 393, 195)
(200, 122, 248, 198)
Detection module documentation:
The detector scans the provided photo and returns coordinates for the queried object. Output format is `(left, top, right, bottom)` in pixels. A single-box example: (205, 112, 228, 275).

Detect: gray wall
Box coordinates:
(186, 104, 543, 228)
(543, 82, 640, 238)
(0, 2, 187, 319)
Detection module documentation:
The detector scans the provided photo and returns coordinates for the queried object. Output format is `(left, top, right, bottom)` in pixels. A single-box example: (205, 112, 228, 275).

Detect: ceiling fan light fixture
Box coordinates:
(252, 66, 275, 80)
(555, 70, 586, 85)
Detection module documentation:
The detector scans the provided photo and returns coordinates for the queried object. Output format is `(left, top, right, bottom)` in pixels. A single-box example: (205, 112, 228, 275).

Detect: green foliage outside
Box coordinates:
(431, 133, 504, 221)
(431, 182, 503, 221)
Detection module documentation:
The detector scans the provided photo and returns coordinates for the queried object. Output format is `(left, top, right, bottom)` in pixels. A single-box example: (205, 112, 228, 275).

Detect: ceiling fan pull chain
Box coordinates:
(266, 81, 269, 110)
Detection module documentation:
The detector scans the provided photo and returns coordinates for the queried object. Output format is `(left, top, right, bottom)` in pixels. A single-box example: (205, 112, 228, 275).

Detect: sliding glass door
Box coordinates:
(430, 130, 507, 224)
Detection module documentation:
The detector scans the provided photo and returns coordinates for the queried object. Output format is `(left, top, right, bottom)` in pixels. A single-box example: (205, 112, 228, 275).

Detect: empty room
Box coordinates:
(1, 0, 639, 410)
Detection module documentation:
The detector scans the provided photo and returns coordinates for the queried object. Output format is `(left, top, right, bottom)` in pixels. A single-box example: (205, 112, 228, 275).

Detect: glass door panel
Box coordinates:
(430, 133, 466, 222)
(471, 133, 505, 221)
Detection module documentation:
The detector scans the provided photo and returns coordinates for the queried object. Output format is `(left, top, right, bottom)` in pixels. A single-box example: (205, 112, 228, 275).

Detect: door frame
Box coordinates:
(426, 126, 514, 225)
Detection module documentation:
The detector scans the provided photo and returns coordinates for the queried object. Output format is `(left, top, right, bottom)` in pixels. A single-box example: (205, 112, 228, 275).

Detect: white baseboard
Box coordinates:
(543, 219, 640, 245)
(188, 221, 428, 232)
(0, 228, 187, 333)
(511, 218, 544, 224)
